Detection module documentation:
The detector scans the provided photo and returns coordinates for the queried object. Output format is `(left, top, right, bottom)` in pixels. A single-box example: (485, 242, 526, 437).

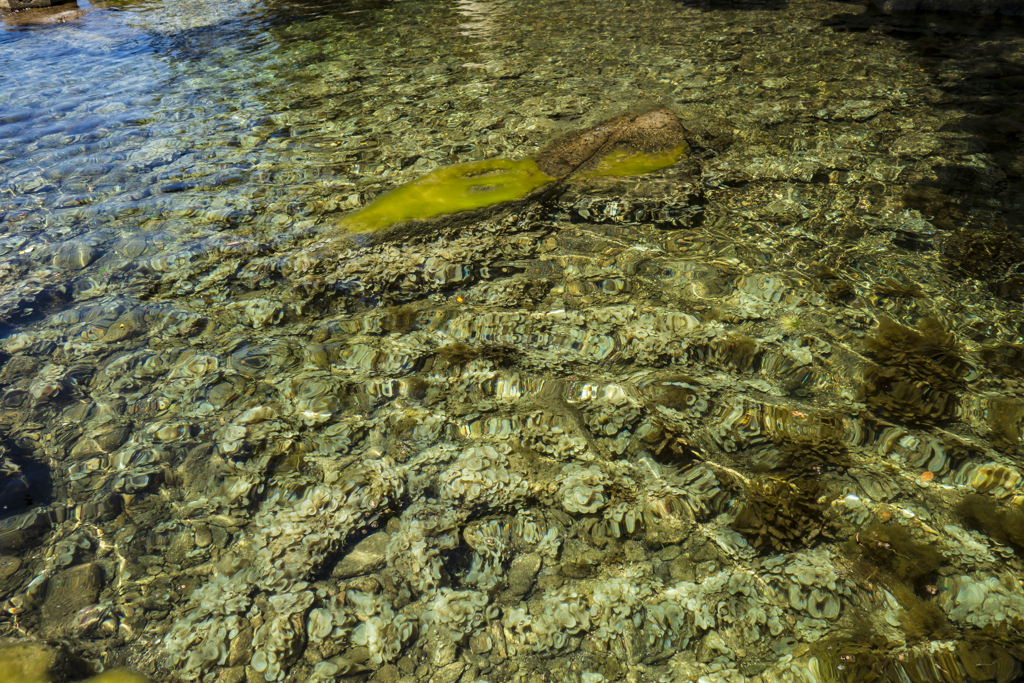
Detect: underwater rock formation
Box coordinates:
(337, 108, 689, 237)
(534, 107, 688, 178)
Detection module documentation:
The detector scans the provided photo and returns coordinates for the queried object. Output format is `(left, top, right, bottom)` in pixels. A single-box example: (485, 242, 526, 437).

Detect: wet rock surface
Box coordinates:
(1, 0, 1024, 682)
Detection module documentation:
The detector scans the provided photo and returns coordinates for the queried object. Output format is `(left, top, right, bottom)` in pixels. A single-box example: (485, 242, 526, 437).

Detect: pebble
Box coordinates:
(332, 532, 389, 579)
(194, 524, 212, 548)
(507, 552, 541, 597)
(430, 662, 466, 683)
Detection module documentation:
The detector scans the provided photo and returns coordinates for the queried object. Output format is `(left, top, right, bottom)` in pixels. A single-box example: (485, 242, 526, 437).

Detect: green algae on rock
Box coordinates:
(337, 108, 689, 234)
(0, 639, 151, 683)
(336, 157, 555, 233)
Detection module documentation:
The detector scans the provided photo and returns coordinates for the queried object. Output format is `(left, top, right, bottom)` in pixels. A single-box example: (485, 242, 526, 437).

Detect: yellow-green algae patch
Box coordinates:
(0, 643, 51, 683)
(337, 157, 555, 233)
(579, 142, 688, 179)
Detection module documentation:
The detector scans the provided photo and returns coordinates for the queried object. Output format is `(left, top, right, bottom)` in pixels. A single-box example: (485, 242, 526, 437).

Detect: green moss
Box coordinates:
(809, 625, 894, 683)
(729, 477, 834, 554)
(859, 317, 967, 424)
(987, 398, 1024, 449)
(812, 632, 1020, 683)
(338, 157, 555, 233)
(863, 317, 965, 388)
(943, 225, 1024, 288)
(769, 439, 852, 476)
(872, 277, 926, 300)
(956, 493, 1024, 553)
(890, 582, 954, 643)
(842, 523, 943, 590)
(578, 142, 688, 178)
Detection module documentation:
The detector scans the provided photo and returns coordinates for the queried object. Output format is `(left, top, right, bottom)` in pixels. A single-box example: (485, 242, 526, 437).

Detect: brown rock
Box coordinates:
(0, 554, 22, 580)
(469, 633, 493, 655)
(429, 662, 465, 683)
(559, 539, 604, 579)
(668, 554, 696, 583)
(332, 532, 388, 578)
(194, 523, 212, 548)
(371, 663, 401, 683)
(535, 108, 687, 177)
(41, 562, 103, 636)
(227, 622, 254, 667)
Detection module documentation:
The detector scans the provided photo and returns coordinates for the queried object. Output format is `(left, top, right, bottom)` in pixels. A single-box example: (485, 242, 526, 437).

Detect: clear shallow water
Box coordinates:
(1, 0, 1024, 681)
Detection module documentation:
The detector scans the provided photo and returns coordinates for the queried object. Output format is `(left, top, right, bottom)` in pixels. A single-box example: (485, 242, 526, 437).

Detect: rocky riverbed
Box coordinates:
(1, 0, 1024, 681)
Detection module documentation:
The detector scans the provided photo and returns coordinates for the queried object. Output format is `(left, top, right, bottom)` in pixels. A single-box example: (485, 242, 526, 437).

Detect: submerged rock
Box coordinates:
(0, 639, 89, 683)
(534, 107, 688, 178)
(337, 107, 689, 239)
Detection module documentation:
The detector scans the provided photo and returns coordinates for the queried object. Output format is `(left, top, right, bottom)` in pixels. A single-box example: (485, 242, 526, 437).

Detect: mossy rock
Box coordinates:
(862, 316, 966, 388)
(533, 107, 688, 178)
(0, 640, 86, 683)
(957, 493, 1024, 553)
(336, 107, 691, 245)
(842, 522, 943, 589)
(337, 157, 555, 234)
(0, 640, 149, 683)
